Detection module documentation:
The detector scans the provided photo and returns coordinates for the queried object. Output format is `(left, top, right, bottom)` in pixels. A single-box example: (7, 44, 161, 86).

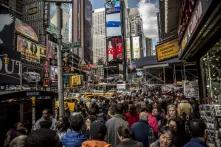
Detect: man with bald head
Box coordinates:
(131, 112, 151, 147)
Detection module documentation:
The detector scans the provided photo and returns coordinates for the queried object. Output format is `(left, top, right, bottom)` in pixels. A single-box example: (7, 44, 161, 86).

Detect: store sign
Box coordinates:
(156, 39, 179, 62)
(0, 55, 21, 75)
(179, 0, 213, 52)
(17, 35, 41, 63)
(28, 7, 38, 15)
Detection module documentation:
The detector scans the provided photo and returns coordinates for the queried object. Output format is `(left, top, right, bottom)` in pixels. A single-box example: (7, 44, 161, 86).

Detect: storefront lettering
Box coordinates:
(187, 1, 203, 39)
(0, 55, 21, 75)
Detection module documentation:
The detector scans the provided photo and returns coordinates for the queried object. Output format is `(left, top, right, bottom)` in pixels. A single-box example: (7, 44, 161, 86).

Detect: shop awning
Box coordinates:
(0, 90, 57, 103)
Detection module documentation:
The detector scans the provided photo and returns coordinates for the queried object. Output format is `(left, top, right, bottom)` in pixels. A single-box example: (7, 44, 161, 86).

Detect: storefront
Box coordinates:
(178, 1, 221, 145)
(179, 0, 221, 102)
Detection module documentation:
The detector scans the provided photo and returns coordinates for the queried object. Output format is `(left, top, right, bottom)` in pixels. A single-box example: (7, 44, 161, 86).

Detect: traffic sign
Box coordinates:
(63, 42, 81, 49)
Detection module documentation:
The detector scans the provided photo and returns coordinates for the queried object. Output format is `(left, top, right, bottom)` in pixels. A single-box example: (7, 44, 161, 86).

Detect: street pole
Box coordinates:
(56, 2, 64, 119)
(120, 0, 127, 83)
(19, 62, 22, 90)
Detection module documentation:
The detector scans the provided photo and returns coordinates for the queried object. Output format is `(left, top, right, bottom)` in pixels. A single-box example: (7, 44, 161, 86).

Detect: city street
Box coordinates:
(0, 0, 221, 147)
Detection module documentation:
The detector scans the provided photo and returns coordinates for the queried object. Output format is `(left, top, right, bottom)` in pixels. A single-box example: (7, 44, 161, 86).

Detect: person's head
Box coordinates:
(159, 126, 174, 147)
(39, 120, 52, 129)
(90, 120, 107, 140)
(146, 104, 153, 113)
(69, 112, 84, 132)
(189, 119, 207, 140)
(152, 108, 159, 116)
(10, 135, 27, 147)
(42, 109, 51, 120)
(167, 119, 177, 132)
(117, 126, 132, 141)
(115, 103, 124, 114)
(24, 129, 59, 147)
(167, 105, 176, 119)
(139, 112, 148, 121)
(128, 104, 137, 115)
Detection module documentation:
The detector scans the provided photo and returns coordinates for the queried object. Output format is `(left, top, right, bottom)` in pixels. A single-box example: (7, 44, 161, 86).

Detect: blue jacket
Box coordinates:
(60, 130, 87, 147)
(131, 120, 150, 147)
(183, 138, 208, 147)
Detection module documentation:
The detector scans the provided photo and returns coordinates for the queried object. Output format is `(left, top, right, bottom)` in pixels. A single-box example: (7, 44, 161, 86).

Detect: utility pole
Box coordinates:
(120, 0, 127, 82)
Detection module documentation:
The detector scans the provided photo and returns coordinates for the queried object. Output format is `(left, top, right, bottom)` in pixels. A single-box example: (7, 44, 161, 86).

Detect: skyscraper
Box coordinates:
(92, 8, 106, 65)
(72, 0, 92, 64)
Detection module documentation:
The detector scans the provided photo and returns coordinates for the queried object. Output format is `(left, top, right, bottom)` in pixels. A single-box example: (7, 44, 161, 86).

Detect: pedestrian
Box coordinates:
(56, 117, 70, 139)
(117, 125, 143, 147)
(24, 128, 60, 147)
(125, 104, 139, 127)
(82, 120, 111, 147)
(60, 112, 87, 147)
(33, 109, 56, 130)
(183, 119, 208, 147)
(106, 103, 128, 147)
(146, 105, 159, 138)
(131, 112, 151, 147)
(9, 135, 27, 147)
(150, 126, 175, 147)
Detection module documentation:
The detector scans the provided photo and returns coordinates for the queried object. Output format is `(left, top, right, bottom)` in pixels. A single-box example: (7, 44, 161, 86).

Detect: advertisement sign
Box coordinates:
(106, 13, 121, 37)
(17, 35, 41, 63)
(70, 75, 82, 87)
(133, 36, 140, 59)
(107, 37, 123, 62)
(15, 19, 39, 42)
(156, 38, 179, 62)
(50, 66, 58, 83)
(126, 38, 131, 60)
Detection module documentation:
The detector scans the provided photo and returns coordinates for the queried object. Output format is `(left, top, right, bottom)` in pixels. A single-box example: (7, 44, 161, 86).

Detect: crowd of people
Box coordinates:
(4, 88, 209, 147)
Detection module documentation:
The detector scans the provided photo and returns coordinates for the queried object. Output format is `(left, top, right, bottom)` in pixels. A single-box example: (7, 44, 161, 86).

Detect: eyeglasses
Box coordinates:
(161, 134, 172, 141)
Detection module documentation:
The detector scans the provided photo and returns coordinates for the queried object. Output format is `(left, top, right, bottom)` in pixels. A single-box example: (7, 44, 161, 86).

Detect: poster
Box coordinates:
(133, 36, 140, 59)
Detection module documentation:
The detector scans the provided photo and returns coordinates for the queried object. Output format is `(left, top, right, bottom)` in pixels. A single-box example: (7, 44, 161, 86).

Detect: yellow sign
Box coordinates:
(70, 75, 82, 87)
(156, 38, 179, 62)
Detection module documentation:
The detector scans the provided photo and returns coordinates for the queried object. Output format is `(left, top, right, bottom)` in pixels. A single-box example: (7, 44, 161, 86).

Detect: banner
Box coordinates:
(107, 36, 123, 62)
(17, 35, 41, 63)
(156, 38, 179, 62)
(133, 36, 140, 59)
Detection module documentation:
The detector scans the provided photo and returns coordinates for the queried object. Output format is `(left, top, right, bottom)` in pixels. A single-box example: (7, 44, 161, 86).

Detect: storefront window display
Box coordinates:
(200, 39, 221, 103)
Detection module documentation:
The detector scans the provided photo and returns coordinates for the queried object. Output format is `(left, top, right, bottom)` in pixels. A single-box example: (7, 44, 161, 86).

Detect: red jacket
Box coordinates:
(147, 113, 159, 135)
(125, 112, 139, 127)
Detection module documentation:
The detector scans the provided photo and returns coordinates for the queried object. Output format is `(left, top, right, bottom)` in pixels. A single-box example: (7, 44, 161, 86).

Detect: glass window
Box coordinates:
(200, 39, 221, 103)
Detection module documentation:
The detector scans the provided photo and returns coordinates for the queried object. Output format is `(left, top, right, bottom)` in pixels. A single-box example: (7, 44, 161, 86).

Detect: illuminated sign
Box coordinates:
(17, 35, 41, 63)
(156, 39, 179, 62)
(107, 37, 123, 62)
(106, 13, 122, 37)
(133, 36, 140, 59)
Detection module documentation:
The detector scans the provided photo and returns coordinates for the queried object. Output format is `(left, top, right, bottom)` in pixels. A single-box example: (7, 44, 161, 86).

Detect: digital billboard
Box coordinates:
(133, 36, 140, 59)
(107, 36, 123, 62)
(106, 13, 121, 37)
(105, 0, 120, 14)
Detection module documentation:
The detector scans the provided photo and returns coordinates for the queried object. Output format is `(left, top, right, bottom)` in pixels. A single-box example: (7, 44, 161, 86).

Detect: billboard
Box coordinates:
(133, 36, 140, 59)
(156, 38, 179, 62)
(107, 37, 123, 62)
(126, 38, 131, 60)
(105, 0, 120, 14)
(70, 75, 82, 87)
(106, 13, 121, 37)
(17, 35, 41, 63)
(15, 19, 39, 42)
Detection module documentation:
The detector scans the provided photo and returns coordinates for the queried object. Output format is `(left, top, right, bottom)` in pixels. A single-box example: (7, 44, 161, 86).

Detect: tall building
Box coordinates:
(92, 8, 106, 65)
(145, 37, 152, 56)
(72, 0, 92, 64)
(128, 8, 144, 60)
(0, 0, 23, 18)
(158, 0, 179, 41)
